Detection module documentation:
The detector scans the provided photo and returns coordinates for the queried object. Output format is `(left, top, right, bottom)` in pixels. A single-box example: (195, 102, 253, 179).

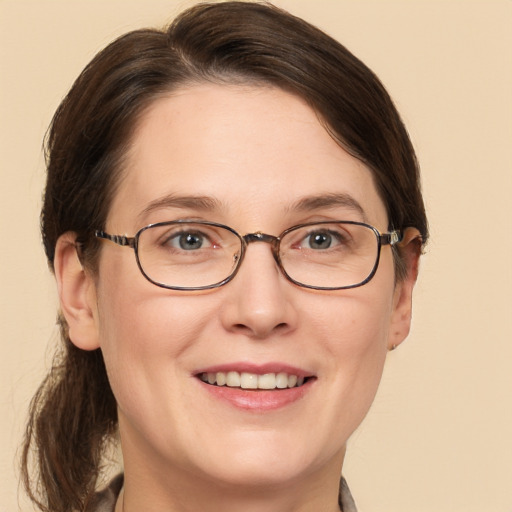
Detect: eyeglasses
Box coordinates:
(95, 220, 401, 291)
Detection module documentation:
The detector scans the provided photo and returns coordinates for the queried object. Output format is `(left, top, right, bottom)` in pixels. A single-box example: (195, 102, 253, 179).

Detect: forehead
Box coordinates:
(109, 83, 388, 232)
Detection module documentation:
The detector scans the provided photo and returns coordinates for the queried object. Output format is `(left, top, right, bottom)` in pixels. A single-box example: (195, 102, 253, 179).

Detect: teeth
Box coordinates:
(226, 371, 240, 387)
(276, 372, 288, 389)
(240, 372, 258, 389)
(258, 373, 276, 389)
(200, 371, 307, 390)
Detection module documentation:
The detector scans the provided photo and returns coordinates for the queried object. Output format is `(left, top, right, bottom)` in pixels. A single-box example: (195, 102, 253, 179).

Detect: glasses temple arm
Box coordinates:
(95, 230, 135, 247)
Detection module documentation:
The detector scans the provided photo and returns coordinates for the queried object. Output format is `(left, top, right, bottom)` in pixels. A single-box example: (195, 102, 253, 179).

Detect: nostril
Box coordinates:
(230, 320, 290, 339)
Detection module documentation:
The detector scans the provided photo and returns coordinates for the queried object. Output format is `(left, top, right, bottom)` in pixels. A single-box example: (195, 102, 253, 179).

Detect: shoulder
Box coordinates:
(85, 474, 124, 512)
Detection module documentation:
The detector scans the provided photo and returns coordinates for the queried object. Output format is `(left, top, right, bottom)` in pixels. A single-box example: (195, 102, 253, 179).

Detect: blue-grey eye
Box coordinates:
(306, 231, 334, 250)
(168, 231, 211, 250)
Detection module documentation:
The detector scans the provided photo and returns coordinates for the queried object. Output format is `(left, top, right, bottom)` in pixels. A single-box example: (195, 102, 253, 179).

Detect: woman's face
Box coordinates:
(73, 84, 414, 489)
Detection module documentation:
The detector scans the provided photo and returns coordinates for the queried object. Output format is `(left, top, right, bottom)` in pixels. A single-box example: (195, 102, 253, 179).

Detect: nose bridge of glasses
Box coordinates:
(241, 232, 281, 261)
(243, 232, 278, 245)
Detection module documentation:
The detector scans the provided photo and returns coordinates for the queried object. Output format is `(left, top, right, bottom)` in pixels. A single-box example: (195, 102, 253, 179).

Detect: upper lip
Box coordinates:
(194, 362, 314, 378)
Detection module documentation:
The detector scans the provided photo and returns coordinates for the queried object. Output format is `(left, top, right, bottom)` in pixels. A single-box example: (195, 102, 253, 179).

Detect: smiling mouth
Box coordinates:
(198, 371, 310, 390)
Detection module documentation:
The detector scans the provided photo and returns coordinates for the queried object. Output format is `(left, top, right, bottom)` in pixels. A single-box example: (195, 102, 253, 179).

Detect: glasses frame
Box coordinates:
(95, 220, 402, 291)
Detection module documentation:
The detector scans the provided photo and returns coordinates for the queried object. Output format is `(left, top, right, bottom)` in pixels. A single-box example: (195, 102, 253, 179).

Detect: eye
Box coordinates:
(166, 231, 212, 251)
(303, 230, 340, 250)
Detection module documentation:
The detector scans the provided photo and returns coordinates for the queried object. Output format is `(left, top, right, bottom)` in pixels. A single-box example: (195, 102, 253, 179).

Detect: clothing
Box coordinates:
(85, 474, 124, 512)
(339, 477, 358, 512)
(88, 474, 357, 512)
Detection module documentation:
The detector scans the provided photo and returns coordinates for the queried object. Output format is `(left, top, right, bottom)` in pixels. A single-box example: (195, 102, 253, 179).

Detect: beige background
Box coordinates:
(1, 1, 511, 511)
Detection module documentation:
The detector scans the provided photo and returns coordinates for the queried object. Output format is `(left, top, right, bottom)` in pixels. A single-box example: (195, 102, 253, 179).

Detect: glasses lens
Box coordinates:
(279, 222, 379, 289)
(137, 222, 242, 289)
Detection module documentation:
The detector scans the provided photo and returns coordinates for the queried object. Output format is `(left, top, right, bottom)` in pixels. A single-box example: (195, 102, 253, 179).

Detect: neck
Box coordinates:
(117, 457, 344, 512)
(116, 416, 346, 512)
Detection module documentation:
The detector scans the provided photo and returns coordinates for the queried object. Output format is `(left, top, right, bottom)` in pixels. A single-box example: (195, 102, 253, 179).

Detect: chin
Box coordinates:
(187, 431, 341, 491)
(198, 457, 312, 490)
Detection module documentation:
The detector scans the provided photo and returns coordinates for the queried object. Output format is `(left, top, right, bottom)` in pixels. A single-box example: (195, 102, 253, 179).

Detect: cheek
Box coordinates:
(305, 272, 395, 433)
(310, 285, 394, 362)
(93, 255, 213, 406)
(316, 295, 391, 398)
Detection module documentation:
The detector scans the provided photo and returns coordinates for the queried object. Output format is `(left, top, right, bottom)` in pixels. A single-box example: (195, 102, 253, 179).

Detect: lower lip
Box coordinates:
(199, 379, 314, 411)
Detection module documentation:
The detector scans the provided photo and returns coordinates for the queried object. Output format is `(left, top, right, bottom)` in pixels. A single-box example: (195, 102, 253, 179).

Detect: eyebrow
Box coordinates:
(137, 192, 367, 223)
(289, 193, 367, 221)
(137, 194, 223, 223)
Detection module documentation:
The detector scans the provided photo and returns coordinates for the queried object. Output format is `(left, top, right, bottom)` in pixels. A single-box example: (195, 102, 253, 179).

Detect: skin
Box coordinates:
(55, 84, 420, 512)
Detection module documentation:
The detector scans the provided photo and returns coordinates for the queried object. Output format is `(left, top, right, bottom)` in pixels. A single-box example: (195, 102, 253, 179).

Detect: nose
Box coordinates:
(219, 242, 298, 339)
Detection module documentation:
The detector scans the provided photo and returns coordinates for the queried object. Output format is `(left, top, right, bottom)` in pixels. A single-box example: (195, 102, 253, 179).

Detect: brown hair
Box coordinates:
(22, 2, 428, 511)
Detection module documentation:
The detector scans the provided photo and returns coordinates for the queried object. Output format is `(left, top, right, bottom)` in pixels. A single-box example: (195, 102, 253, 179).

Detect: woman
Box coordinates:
(21, 2, 428, 511)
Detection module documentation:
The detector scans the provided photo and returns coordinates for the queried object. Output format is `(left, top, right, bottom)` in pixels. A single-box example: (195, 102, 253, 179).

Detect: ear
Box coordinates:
(388, 228, 422, 351)
(54, 232, 100, 351)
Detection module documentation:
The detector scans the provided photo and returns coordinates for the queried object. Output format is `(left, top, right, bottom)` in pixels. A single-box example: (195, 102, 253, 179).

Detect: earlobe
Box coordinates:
(54, 232, 100, 351)
(388, 228, 422, 351)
